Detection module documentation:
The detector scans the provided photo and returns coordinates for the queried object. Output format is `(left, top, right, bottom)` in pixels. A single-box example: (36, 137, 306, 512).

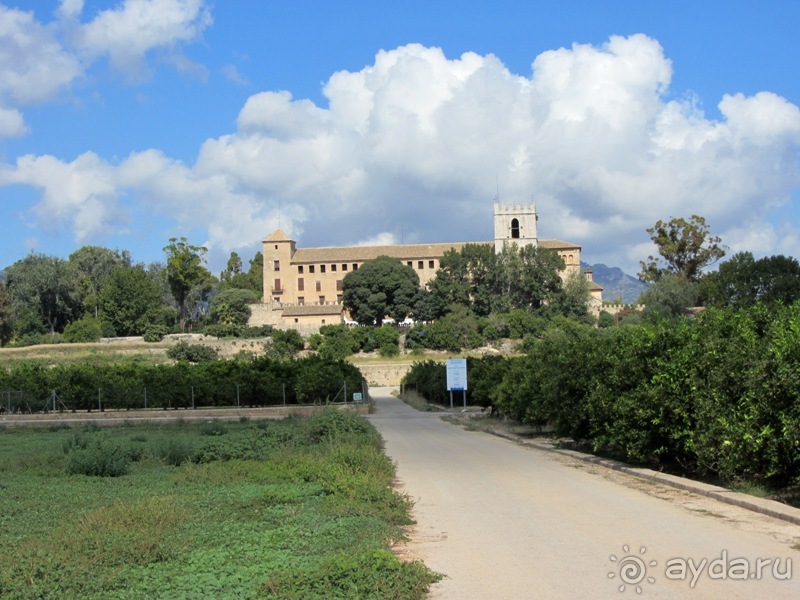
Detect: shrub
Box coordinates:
(156, 438, 195, 466)
(63, 316, 103, 343)
(64, 434, 131, 477)
(266, 329, 305, 358)
(166, 340, 219, 363)
(143, 324, 168, 342)
(203, 322, 243, 338)
(199, 421, 228, 436)
(308, 408, 372, 443)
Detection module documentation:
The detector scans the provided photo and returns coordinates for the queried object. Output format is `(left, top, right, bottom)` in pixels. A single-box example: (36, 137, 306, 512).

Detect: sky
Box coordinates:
(1, 0, 799, 277)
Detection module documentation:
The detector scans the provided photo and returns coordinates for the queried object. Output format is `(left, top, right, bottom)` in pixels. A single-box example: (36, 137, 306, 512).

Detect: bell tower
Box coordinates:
(494, 201, 538, 254)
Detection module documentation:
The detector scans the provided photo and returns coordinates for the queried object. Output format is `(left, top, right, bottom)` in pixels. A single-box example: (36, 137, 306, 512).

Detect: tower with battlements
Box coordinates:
(493, 202, 538, 254)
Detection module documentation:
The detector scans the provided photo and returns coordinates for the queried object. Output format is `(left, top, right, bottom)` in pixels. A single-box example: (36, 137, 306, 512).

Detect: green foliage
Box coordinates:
(342, 255, 420, 325)
(69, 245, 131, 318)
(316, 324, 357, 361)
(156, 437, 196, 466)
(62, 315, 103, 343)
(698, 252, 800, 309)
(0, 279, 13, 346)
(308, 407, 373, 443)
(163, 237, 213, 332)
(639, 215, 725, 282)
(0, 418, 438, 598)
(4, 252, 79, 336)
(374, 325, 400, 357)
(638, 274, 698, 321)
(407, 305, 484, 352)
(203, 322, 243, 338)
(166, 340, 219, 363)
(99, 265, 164, 336)
(267, 328, 305, 358)
(64, 433, 131, 477)
(597, 310, 616, 328)
(209, 288, 258, 326)
(143, 323, 168, 342)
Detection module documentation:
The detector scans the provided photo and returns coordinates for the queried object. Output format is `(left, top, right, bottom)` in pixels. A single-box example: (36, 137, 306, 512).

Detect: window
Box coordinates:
(336, 280, 342, 291)
(342, 264, 348, 271)
(274, 245, 278, 250)
(418, 261, 423, 269)
(321, 265, 326, 273)
(321, 319, 326, 324)
(319, 296, 325, 304)
(429, 260, 434, 269)
(337, 294, 343, 303)
(331, 264, 337, 272)
(315, 281, 321, 292)
(274, 260, 280, 271)
(298, 265, 304, 274)
(511, 218, 520, 239)
(309, 265, 315, 274)
(353, 264, 358, 270)
(294, 318, 299, 323)
(407, 261, 412, 267)
(273, 278, 281, 291)
(297, 278, 304, 291)
(298, 296, 304, 305)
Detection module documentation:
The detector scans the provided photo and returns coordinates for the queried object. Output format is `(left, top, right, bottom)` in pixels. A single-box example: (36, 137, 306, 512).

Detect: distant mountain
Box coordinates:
(582, 262, 648, 305)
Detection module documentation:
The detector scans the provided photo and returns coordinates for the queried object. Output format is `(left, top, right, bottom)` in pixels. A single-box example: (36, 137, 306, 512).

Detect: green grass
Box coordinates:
(0, 411, 440, 599)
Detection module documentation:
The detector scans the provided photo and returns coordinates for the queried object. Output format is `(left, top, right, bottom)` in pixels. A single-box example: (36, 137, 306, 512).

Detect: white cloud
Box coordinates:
(0, 5, 82, 105)
(73, 0, 213, 78)
(0, 105, 26, 137)
(4, 35, 800, 274)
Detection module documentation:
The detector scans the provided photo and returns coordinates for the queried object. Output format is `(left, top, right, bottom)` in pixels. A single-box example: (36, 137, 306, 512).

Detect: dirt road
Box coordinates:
(367, 388, 800, 599)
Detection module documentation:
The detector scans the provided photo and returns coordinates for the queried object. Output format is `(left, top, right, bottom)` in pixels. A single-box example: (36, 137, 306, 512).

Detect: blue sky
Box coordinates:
(1, 0, 799, 276)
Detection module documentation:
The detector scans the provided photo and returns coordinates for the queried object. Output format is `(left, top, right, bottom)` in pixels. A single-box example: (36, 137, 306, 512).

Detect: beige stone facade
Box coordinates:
(251, 203, 602, 330)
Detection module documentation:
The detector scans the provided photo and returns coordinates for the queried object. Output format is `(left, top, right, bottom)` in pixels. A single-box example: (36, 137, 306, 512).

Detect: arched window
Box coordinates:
(511, 218, 520, 239)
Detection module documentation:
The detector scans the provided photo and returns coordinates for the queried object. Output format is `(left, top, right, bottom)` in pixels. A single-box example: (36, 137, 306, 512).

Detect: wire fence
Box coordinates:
(0, 381, 369, 415)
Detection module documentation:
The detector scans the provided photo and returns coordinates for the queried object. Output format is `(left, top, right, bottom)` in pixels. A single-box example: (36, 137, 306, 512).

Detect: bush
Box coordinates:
(156, 438, 195, 466)
(374, 325, 400, 357)
(143, 324, 168, 342)
(166, 340, 219, 363)
(203, 322, 242, 338)
(267, 328, 305, 358)
(64, 434, 131, 477)
(63, 316, 103, 343)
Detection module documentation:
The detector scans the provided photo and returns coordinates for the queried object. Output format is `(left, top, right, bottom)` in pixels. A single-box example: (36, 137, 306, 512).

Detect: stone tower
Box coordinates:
(493, 201, 538, 254)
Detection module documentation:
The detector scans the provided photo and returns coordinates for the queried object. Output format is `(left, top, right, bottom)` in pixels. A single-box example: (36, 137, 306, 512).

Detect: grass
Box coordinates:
(0, 411, 440, 599)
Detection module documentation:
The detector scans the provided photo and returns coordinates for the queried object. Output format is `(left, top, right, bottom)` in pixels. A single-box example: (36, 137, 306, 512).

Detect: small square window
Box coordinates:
(342, 264, 348, 271)
(353, 264, 358, 270)
(331, 264, 337, 272)
(298, 296, 304, 305)
(407, 261, 412, 267)
(418, 261, 423, 269)
(429, 260, 434, 269)
(319, 296, 325, 304)
(309, 265, 315, 274)
(321, 265, 326, 273)
(274, 260, 280, 271)
(298, 265, 304, 274)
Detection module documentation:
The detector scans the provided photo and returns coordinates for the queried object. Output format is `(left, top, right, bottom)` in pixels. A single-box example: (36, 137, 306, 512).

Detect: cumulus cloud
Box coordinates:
(71, 0, 213, 79)
(5, 35, 800, 273)
(0, 1, 212, 139)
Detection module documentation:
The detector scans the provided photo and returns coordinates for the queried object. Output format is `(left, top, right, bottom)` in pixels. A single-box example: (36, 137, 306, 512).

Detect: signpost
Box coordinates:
(352, 392, 363, 403)
(446, 358, 468, 409)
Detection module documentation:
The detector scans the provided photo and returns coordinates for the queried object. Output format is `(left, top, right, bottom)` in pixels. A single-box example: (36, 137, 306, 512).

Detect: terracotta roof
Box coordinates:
(539, 239, 581, 250)
(282, 304, 343, 317)
(289, 238, 580, 264)
(264, 229, 294, 243)
(292, 242, 476, 264)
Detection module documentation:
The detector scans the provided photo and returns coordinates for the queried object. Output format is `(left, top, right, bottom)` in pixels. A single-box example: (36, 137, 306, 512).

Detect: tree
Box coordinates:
(426, 244, 497, 318)
(496, 244, 565, 313)
(639, 215, 725, 282)
(639, 274, 698, 321)
(69, 246, 131, 318)
(220, 251, 243, 284)
(4, 253, 78, 336)
(342, 256, 420, 325)
(163, 237, 211, 332)
(209, 288, 258, 326)
(556, 269, 592, 321)
(0, 278, 13, 346)
(99, 265, 163, 336)
(698, 252, 800, 309)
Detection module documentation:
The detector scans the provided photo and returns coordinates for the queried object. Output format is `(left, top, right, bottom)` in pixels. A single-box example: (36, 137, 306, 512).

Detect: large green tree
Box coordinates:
(0, 278, 13, 346)
(4, 253, 78, 336)
(639, 215, 725, 282)
(69, 246, 131, 318)
(209, 288, 258, 326)
(698, 252, 800, 309)
(99, 265, 163, 336)
(496, 243, 565, 313)
(342, 256, 420, 325)
(163, 237, 211, 332)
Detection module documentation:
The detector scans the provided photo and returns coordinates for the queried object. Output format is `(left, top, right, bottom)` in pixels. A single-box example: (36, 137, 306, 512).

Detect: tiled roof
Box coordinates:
(265, 229, 294, 242)
(282, 304, 343, 317)
(289, 239, 580, 264)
